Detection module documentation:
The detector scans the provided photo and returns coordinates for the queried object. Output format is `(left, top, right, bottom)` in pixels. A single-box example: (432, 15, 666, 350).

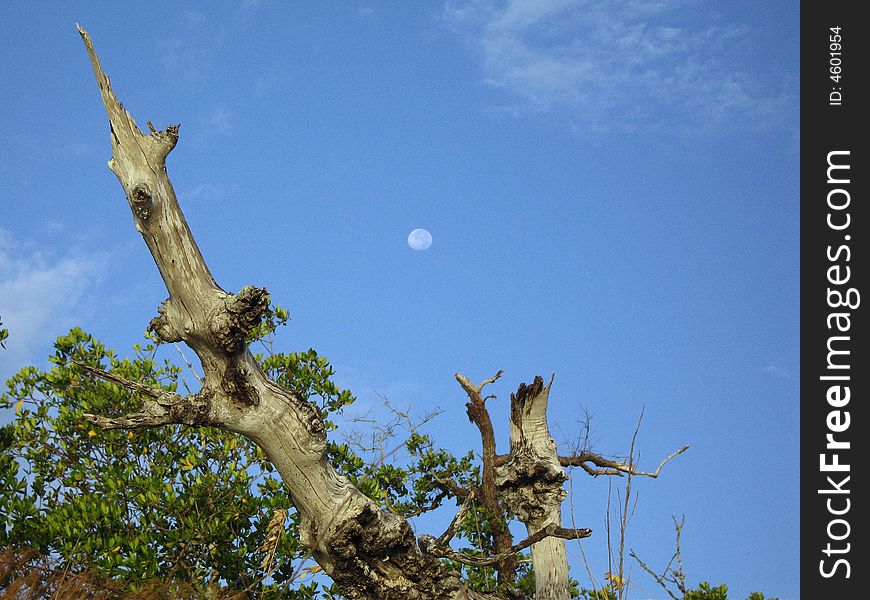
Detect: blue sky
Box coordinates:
(1, 2, 799, 598)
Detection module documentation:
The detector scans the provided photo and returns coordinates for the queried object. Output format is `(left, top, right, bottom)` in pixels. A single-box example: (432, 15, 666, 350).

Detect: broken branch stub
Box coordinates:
(497, 376, 567, 524)
(496, 376, 573, 600)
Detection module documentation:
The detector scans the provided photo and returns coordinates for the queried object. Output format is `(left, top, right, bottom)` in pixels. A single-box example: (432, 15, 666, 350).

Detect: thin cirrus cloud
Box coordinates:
(763, 364, 792, 380)
(0, 229, 105, 381)
(442, 0, 796, 133)
(205, 106, 233, 135)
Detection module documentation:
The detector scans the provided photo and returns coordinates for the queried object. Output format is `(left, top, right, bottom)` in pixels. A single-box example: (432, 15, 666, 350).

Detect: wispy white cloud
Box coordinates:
(252, 69, 290, 98)
(157, 35, 214, 92)
(204, 106, 233, 135)
(180, 182, 229, 203)
(0, 230, 105, 382)
(442, 0, 796, 133)
(763, 364, 792, 380)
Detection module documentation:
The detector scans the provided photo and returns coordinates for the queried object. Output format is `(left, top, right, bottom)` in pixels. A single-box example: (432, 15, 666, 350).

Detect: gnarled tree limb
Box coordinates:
(76, 25, 483, 600)
(73, 360, 210, 428)
(560, 445, 689, 478)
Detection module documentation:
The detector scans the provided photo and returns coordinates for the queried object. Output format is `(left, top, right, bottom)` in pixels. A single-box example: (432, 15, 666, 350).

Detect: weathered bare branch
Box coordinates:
(510, 524, 592, 555)
(455, 370, 516, 584)
(72, 360, 211, 429)
(437, 491, 476, 546)
(629, 515, 688, 600)
(422, 523, 591, 568)
(455, 370, 503, 400)
(71, 360, 177, 402)
(559, 445, 689, 478)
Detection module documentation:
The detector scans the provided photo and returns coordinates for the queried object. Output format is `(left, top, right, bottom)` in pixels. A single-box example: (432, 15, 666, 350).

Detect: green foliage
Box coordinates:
(372, 429, 500, 589)
(685, 582, 730, 600)
(0, 315, 780, 599)
(258, 348, 355, 428)
(682, 582, 779, 600)
(0, 315, 8, 349)
(746, 592, 779, 600)
(578, 586, 616, 600)
(0, 319, 351, 597)
(575, 582, 777, 600)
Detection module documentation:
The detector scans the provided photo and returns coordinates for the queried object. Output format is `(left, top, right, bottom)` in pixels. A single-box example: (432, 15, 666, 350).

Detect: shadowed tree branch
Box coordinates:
(421, 523, 592, 569)
(455, 370, 518, 584)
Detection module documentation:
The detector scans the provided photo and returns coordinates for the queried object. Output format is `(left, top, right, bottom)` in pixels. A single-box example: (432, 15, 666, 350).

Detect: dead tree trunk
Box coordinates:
(497, 377, 571, 600)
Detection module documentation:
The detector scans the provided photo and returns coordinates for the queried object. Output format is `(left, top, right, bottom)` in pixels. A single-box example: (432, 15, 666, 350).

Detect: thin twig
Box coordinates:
(567, 465, 601, 592)
(174, 342, 204, 384)
(629, 549, 680, 600)
(629, 514, 688, 600)
(606, 480, 614, 595)
(616, 408, 645, 600)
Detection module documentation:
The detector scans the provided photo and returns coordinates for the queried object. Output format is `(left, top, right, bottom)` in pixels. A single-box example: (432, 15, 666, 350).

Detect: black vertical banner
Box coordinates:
(801, 3, 865, 597)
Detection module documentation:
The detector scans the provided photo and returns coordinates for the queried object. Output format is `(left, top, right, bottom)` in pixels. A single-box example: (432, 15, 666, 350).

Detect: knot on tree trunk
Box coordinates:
(130, 182, 153, 221)
(315, 504, 462, 600)
(209, 285, 270, 354)
(171, 386, 214, 426)
(219, 358, 262, 407)
(497, 459, 567, 524)
(496, 375, 567, 522)
(149, 298, 185, 342)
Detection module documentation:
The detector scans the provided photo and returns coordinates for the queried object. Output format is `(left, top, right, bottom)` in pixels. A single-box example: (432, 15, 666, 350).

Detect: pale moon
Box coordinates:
(407, 228, 433, 251)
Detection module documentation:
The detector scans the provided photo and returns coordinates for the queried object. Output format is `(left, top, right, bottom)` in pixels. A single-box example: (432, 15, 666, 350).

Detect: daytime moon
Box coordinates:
(407, 228, 433, 251)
